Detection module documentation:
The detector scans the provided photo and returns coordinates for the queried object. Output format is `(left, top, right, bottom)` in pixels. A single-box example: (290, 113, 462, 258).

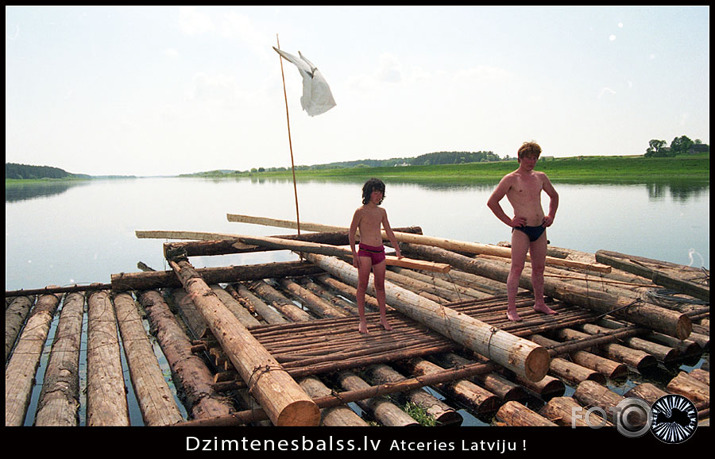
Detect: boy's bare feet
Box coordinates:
(506, 309, 522, 322)
(359, 321, 369, 334)
(380, 319, 393, 331)
(534, 303, 557, 315)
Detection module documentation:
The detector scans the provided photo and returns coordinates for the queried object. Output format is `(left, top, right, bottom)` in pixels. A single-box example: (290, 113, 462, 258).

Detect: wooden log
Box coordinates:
(249, 280, 313, 322)
(495, 401, 557, 426)
(690, 369, 709, 386)
(228, 283, 288, 324)
(335, 370, 419, 426)
(211, 285, 262, 327)
(391, 266, 491, 300)
(596, 250, 709, 301)
(516, 374, 565, 400)
(111, 260, 322, 292)
(138, 290, 236, 421)
(398, 357, 500, 415)
(539, 396, 610, 427)
(404, 244, 692, 340)
(113, 292, 184, 426)
(34, 292, 84, 426)
(364, 363, 463, 426)
(298, 278, 359, 316)
(431, 353, 527, 401)
(530, 334, 607, 385)
(278, 278, 349, 319)
(315, 274, 381, 312)
(5, 292, 61, 426)
(573, 380, 624, 424)
(557, 327, 657, 371)
(666, 371, 709, 406)
(305, 253, 550, 381)
(582, 322, 679, 364)
(86, 290, 129, 426)
(298, 376, 368, 426)
(226, 213, 610, 272)
(5, 294, 34, 360)
(384, 269, 461, 302)
(169, 258, 320, 426)
(625, 382, 669, 406)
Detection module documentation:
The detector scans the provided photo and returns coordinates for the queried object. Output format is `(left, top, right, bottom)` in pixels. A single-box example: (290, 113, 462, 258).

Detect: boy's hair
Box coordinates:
(362, 178, 386, 205)
(517, 141, 542, 161)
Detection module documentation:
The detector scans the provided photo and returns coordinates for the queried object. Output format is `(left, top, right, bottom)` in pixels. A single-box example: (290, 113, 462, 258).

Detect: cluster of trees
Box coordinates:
(5, 163, 78, 180)
(645, 136, 708, 158)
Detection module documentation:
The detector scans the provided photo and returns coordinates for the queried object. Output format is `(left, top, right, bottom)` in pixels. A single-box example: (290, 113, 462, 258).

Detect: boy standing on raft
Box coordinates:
(487, 142, 559, 322)
(350, 178, 402, 334)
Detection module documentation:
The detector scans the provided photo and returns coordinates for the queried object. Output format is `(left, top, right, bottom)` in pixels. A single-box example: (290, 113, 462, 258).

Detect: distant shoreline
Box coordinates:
(6, 154, 709, 184)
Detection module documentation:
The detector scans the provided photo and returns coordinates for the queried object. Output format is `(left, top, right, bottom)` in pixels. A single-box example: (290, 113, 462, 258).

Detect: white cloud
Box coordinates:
(178, 6, 215, 36)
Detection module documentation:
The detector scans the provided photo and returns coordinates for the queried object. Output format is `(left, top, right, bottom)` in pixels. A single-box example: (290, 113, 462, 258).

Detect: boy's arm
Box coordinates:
(349, 209, 361, 261)
(541, 174, 559, 227)
(381, 210, 402, 258)
(487, 176, 518, 227)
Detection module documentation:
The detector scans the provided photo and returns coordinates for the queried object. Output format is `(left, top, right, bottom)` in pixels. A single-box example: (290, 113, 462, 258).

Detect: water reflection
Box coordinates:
(5, 180, 91, 202)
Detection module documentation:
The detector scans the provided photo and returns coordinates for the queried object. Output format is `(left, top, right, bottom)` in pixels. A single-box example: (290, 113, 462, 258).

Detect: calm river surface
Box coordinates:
(5, 176, 709, 291)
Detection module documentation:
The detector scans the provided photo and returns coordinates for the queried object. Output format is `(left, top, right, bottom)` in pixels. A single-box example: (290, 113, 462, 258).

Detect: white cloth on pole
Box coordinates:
(273, 47, 336, 117)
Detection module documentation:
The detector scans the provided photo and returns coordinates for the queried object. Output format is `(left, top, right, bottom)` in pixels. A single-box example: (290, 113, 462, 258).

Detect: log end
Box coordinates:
(275, 400, 321, 426)
(675, 314, 693, 340)
(523, 345, 551, 382)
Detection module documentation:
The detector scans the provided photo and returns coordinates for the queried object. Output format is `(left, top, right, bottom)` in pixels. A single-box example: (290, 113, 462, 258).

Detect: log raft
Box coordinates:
(4, 223, 709, 427)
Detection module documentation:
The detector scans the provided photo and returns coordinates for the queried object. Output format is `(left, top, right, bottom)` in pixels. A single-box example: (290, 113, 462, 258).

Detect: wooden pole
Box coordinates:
(304, 253, 550, 382)
(226, 213, 612, 273)
(169, 257, 320, 426)
(276, 34, 301, 236)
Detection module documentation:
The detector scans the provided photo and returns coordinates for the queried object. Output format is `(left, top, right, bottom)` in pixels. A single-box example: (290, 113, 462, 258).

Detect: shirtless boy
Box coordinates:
(349, 178, 402, 333)
(487, 142, 559, 321)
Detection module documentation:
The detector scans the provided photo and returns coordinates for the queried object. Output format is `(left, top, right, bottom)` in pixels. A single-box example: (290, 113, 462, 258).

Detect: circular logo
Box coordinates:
(650, 394, 698, 444)
(614, 398, 653, 438)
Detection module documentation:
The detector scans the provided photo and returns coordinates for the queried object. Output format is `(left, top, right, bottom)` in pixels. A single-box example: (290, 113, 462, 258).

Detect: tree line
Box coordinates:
(645, 135, 708, 158)
(5, 163, 79, 180)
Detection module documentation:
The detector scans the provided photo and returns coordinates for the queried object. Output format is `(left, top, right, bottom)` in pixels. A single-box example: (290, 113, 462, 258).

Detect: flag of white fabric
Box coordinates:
(273, 47, 336, 117)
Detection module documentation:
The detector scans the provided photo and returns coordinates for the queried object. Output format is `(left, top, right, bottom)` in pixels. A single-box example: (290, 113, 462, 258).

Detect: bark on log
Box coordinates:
(34, 292, 84, 426)
(581, 322, 678, 363)
(305, 253, 550, 382)
(113, 292, 184, 426)
(86, 290, 130, 426)
(403, 244, 692, 340)
(495, 401, 557, 426)
(138, 290, 238, 421)
(249, 280, 313, 322)
(169, 258, 320, 426)
(666, 371, 709, 406)
(299, 376, 368, 426)
(229, 283, 288, 324)
(624, 382, 668, 406)
(530, 334, 607, 385)
(226, 213, 610, 272)
(5, 292, 61, 426)
(211, 285, 262, 327)
(516, 374, 565, 399)
(573, 380, 624, 424)
(557, 327, 657, 371)
(5, 295, 34, 360)
(278, 278, 349, 319)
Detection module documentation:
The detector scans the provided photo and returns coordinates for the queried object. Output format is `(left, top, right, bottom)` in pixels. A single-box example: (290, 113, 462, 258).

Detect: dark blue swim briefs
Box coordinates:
(512, 225, 546, 242)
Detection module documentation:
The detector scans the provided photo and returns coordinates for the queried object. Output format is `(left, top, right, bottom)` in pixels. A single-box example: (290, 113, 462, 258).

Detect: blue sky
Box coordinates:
(5, 5, 709, 176)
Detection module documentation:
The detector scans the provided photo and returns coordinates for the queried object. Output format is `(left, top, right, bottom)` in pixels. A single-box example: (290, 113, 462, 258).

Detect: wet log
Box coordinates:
(431, 353, 527, 401)
(666, 371, 709, 406)
(5, 295, 34, 360)
(228, 283, 288, 324)
(227, 213, 609, 272)
(404, 244, 691, 340)
(34, 292, 84, 426)
(398, 357, 500, 415)
(169, 258, 320, 426)
(581, 322, 679, 363)
(539, 396, 610, 427)
(495, 401, 557, 426)
(530, 334, 607, 385)
(138, 290, 236, 421)
(299, 376, 368, 426)
(335, 370, 419, 426)
(557, 327, 657, 371)
(364, 363, 463, 426)
(596, 250, 709, 301)
(305, 253, 550, 382)
(5, 292, 61, 426)
(86, 290, 129, 426)
(111, 260, 322, 292)
(113, 292, 184, 426)
(249, 280, 313, 322)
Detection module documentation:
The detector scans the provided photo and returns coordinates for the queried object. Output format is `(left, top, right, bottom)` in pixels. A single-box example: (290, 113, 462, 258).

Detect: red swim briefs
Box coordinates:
(358, 243, 386, 265)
